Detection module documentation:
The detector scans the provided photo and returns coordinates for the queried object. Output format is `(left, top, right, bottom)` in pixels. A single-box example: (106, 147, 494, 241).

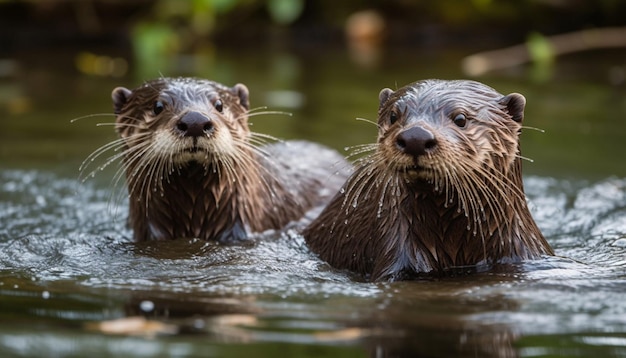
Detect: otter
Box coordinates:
(94, 77, 348, 242)
(303, 79, 554, 282)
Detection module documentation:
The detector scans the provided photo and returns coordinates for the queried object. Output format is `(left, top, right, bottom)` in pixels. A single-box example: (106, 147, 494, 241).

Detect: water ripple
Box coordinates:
(2, 169, 626, 356)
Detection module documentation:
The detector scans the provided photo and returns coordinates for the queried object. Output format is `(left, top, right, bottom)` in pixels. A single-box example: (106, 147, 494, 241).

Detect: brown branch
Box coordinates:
(462, 27, 626, 76)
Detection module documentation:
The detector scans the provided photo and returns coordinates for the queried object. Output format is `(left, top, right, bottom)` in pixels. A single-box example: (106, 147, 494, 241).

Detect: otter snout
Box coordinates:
(395, 126, 437, 157)
(176, 111, 214, 137)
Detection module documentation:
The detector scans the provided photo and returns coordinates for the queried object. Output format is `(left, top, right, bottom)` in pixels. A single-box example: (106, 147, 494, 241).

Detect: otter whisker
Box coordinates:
(247, 136, 273, 148)
(376, 171, 398, 219)
(456, 165, 506, 218)
(233, 142, 282, 201)
(79, 137, 128, 173)
(241, 143, 273, 164)
(246, 106, 269, 113)
(248, 131, 281, 143)
(341, 152, 392, 214)
(80, 133, 151, 179)
(345, 143, 377, 160)
(95, 122, 146, 130)
(338, 164, 371, 214)
(355, 117, 380, 128)
(520, 125, 545, 133)
(80, 149, 128, 182)
(108, 140, 155, 214)
(345, 143, 377, 152)
(70, 113, 115, 123)
(347, 161, 378, 204)
(125, 145, 160, 202)
(472, 163, 526, 205)
(245, 110, 293, 119)
(514, 154, 534, 163)
(461, 166, 520, 237)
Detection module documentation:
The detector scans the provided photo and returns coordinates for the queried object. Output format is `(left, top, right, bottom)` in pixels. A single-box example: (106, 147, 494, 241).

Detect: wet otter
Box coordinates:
(93, 77, 348, 242)
(303, 79, 554, 281)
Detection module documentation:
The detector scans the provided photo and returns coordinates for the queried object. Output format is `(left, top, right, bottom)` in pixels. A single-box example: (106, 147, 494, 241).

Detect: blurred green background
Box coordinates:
(0, 0, 625, 178)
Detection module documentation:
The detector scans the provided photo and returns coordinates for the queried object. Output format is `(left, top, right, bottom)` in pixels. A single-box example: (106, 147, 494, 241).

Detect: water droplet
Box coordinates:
(140, 300, 155, 313)
(612, 238, 626, 248)
(193, 319, 205, 329)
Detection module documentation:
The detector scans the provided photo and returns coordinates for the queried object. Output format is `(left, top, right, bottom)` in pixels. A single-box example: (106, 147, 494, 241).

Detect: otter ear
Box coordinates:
(379, 88, 393, 108)
(233, 83, 249, 110)
(112, 87, 132, 115)
(500, 93, 526, 123)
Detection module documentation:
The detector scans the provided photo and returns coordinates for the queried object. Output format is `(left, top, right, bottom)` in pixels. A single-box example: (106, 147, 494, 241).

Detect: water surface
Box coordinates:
(1, 47, 625, 357)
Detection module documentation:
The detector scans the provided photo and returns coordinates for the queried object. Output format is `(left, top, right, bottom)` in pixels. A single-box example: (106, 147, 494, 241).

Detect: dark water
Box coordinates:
(1, 47, 626, 357)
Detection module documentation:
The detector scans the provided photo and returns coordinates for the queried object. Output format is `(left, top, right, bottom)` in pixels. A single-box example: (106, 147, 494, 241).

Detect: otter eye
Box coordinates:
(153, 101, 164, 115)
(389, 111, 398, 125)
(214, 99, 223, 113)
(453, 113, 467, 127)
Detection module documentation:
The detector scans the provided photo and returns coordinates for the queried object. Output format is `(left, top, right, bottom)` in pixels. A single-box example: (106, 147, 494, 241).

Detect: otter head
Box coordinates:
(111, 78, 250, 168)
(376, 80, 526, 185)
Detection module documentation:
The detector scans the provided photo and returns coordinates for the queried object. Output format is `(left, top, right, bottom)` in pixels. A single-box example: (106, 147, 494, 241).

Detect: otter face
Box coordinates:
(111, 78, 250, 166)
(376, 79, 525, 182)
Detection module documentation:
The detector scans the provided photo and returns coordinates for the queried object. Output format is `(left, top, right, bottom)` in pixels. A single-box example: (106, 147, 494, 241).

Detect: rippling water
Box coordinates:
(1, 44, 626, 357)
(1, 167, 626, 357)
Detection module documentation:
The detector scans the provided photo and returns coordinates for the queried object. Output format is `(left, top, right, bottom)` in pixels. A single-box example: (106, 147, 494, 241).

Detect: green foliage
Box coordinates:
(526, 32, 554, 66)
(526, 32, 555, 82)
(212, 0, 241, 14)
(267, 0, 305, 25)
(132, 22, 179, 77)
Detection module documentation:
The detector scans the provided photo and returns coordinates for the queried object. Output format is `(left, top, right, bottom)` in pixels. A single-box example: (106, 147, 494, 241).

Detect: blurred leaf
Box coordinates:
(526, 32, 554, 66)
(191, 10, 216, 35)
(132, 22, 179, 77)
(133, 22, 179, 57)
(526, 32, 554, 83)
(154, 0, 192, 19)
(267, 0, 304, 25)
(211, 0, 239, 13)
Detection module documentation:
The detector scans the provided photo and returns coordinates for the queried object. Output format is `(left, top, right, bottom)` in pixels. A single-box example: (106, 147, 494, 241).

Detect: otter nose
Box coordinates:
(176, 111, 214, 137)
(396, 126, 437, 157)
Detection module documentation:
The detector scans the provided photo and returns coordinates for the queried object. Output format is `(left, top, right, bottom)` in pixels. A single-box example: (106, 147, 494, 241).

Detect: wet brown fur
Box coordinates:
(92, 77, 348, 242)
(303, 79, 554, 281)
